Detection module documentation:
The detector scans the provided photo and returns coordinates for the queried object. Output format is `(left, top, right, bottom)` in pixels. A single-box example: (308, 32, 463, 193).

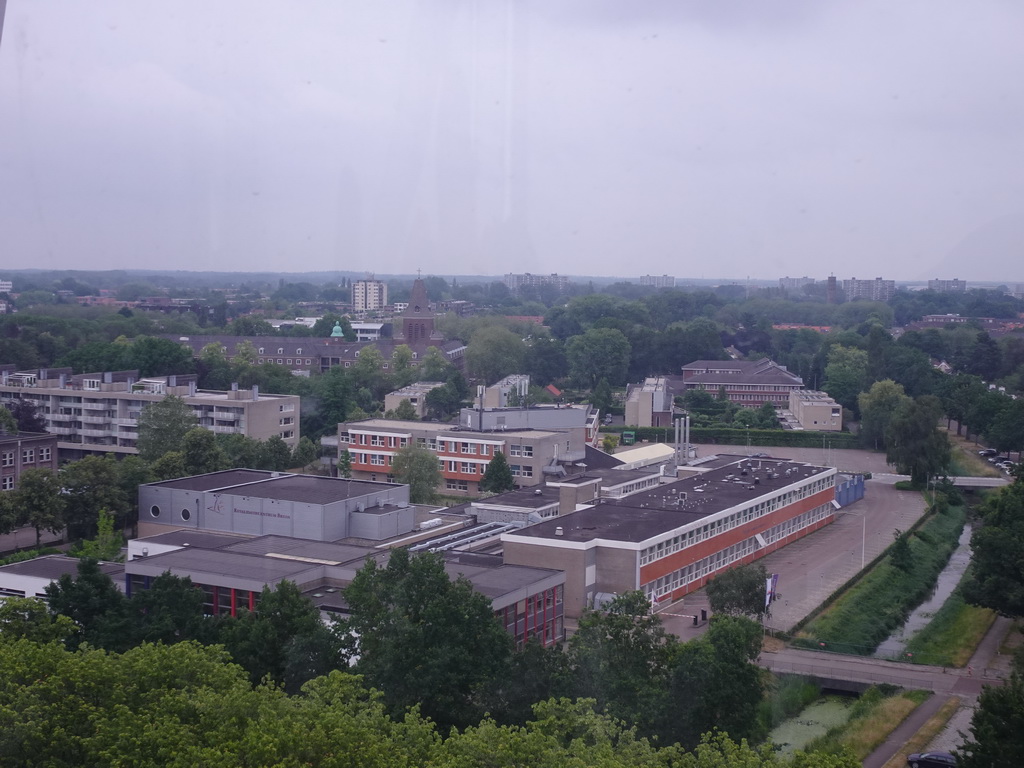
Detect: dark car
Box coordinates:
(906, 751, 957, 768)
(978, 448, 997, 457)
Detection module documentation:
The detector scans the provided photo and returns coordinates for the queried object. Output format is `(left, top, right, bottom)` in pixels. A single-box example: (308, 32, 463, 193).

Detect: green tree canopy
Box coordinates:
(181, 426, 229, 475)
(340, 548, 513, 731)
(822, 344, 868, 413)
(566, 328, 632, 388)
(480, 451, 516, 494)
(136, 395, 198, 462)
(885, 395, 950, 485)
(13, 468, 66, 547)
(857, 379, 911, 450)
(706, 563, 770, 621)
(391, 444, 441, 503)
(963, 480, 1024, 618)
(466, 326, 527, 384)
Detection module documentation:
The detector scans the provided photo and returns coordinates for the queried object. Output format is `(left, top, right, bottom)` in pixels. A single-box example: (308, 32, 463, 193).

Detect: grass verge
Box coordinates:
(904, 575, 997, 667)
(806, 686, 927, 759)
(793, 503, 966, 655)
(879, 696, 963, 768)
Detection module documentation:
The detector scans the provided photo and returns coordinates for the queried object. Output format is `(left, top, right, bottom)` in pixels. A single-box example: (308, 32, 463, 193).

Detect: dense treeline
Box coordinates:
(0, 551, 858, 766)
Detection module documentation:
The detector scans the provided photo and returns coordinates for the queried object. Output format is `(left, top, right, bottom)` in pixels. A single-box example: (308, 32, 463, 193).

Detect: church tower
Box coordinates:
(395, 277, 443, 343)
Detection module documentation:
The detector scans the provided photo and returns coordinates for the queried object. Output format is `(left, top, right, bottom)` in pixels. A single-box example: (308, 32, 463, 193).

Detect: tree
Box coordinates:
(963, 480, 1024, 618)
(590, 378, 614, 415)
(217, 580, 340, 692)
(568, 591, 675, 738)
(44, 558, 134, 651)
(524, 335, 568, 385)
(706, 563, 771, 621)
(565, 328, 631, 388)
(822, 345, 868, 413)
(338, 448, 353, 478)
(465, 326, 527, 384)
(386, 398, 418, 421)
(890, 528, 913, 573)
(72, 509, 123, 561)
(0, 405, 18, 435)
(150, 450, 186, 481)
(424, 381, 463, 420)
(128, 572, 211, 645)
(61, 455, 129, 539)
(666, 616, 766, 749)
(390, 444, 441, 503)
(13, 468, 66, 547)
(340, 548, 513, 731)
(0, 597, 75, 643)
(258, 434, 293, 471)
(5, 399, 47, 433)
(957, 657, 1024, 767)
(291, 436, 319, 469)
(136, 395, 198, 462)
(858, 379, 911, 450)
(885, 395, 950, 485)
(391, 344, 417, 388)
(181, 427, 229, 475)
(480, 452, 516, 494)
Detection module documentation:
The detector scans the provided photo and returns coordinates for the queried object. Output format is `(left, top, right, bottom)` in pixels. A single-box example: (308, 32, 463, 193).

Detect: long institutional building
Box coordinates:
(0, 367, 300, 460)
(501, 455, 842, 619)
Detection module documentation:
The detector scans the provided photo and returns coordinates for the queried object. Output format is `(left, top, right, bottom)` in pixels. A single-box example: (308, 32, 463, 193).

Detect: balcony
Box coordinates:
(50, 427, 76, 436)
(80, 415, 112, 424)
(80, 428, 113, 438)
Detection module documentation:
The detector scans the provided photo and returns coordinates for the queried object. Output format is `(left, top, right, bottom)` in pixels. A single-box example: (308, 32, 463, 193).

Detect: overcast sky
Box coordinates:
(1, 1, 1023, 282)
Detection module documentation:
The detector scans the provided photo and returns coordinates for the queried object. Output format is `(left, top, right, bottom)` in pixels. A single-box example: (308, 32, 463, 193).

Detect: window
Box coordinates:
(258, 347, 265, 354)
(22, 449, 34, 463)
(296, 348, 302, 355)
(1, 452, 12, 467)
(446, 479, 469, 491)
(150, 505, 161, 518)
(461, 442, 476, 454)
(370, 454, 385, 466)
(40, 447, 51, 462)
(280, 430, 294, 439)
(1, 476, 13, 490)
(277, 348, 284, 354)
(181, 508, 191, 521)
(461, 462, 475, 474)
(286, 359, 292, 365)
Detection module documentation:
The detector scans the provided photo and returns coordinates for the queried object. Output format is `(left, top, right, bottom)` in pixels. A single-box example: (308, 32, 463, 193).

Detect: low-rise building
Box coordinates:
(502, 455, 837, 619)
(0, 555, 124, 599)
(0, 431, 59, 491)
(384, 381, 446, 419)
(0, 368, 300, 460)
(339, 418, 591, 494)
(679, 358, 803, 407)
(624, 377, 674, 427)
(787, 390, 842, 431)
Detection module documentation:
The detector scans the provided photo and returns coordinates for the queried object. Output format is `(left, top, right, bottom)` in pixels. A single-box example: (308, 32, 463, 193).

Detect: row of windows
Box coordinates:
(641, 503, 831, 599)
(639, 476, 832, 565)
(149, 504, 193, 521)
(1, 447, 52, 467)
(446, 479, 469, 491)
(510, 464, 534, 478)
(508, 444, 533, 458)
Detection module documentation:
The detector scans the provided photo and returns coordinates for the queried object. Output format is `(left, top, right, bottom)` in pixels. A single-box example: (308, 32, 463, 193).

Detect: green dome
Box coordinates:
(330, 322, 344, 337)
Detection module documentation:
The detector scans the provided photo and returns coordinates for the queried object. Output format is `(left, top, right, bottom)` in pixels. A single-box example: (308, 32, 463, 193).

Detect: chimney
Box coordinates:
(104, 372, 112, 384)
(252, 385, 259, 400)
(59, 373, 67, 389)
(231, 382, 238, 391)
(189, 381, 197, 396)
(169, 375, 177, 387)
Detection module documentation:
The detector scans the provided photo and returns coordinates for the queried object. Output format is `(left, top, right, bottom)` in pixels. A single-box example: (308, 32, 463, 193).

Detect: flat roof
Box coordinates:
(223, 536, 375, 565)
(508, 458, 833, 544)
(129, 547, 318, 583)
(473, 486, 560, 510)
(343, 419, 562, 438)
(149, 469, 277, 492)
(0, 554, 123, 581)
(135, 530, 251, 549)
(225, 474, 403, 504)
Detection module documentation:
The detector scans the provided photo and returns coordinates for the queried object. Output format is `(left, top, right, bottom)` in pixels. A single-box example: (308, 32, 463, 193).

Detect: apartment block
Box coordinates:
(352, 279, 388, 312)
(927, 278, 967, 293)
(639, 275, 675, 288)
(778, 276, 815, 293)
(0, 367, 300, 460)
(842, 277, 896, 302)
(503, 273, 571, 294)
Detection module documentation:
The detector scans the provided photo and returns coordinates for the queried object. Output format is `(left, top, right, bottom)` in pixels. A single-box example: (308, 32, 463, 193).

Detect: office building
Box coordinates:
(624, 377, 674, 427)
(787, 390, 842, 431)
(503, 273, 571, 295)
(927, 278, 967, 293)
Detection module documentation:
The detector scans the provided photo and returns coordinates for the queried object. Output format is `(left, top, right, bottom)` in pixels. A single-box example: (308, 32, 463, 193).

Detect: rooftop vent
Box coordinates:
(554, 526, 564, 536)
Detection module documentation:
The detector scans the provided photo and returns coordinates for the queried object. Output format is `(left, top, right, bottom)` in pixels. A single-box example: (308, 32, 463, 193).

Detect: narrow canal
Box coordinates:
(873, 522, 972, 660)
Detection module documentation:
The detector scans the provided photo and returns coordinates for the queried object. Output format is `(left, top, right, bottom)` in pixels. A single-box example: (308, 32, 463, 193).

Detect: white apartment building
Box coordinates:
(639, 275, 676, 288)
(0, 280, 12, 293)
(352, 280, 388, 312)
(0, 367, 300, 461)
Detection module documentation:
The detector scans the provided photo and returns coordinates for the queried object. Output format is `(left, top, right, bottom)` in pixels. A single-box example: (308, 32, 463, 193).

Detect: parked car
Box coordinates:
(978, 448, 997, 457)
(906, 751, 957, 767)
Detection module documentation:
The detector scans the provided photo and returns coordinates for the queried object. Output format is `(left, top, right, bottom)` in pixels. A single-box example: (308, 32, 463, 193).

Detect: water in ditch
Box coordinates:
(873, 522, 972, 660)
(767, 696, 854, 756)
